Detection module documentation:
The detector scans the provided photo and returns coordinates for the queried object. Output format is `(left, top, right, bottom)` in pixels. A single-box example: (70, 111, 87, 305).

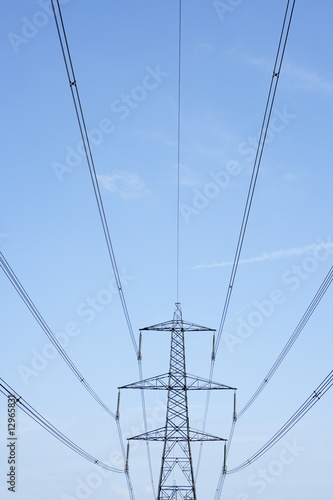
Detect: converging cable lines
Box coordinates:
(238, 265, 333, 418)
(197, 0, 296, 481)
(214, 264, 332, 498)
(0, 257, 137, 498)
(0, 378, 123, 474)
(50, 0, 138, 356)
(227, 370, 333, 474)
(0, 252, 115, 419)
(215, 0, 296, 354)
(50, 2, 154, 495)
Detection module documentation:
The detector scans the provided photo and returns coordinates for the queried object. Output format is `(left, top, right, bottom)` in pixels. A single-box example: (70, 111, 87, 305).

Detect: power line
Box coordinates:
(115, 419, 136, 499)
(215, 0, 296, 355)
(50, 2, 154, 495)
(214, 420, 236, 499)
(176, 0, 182, 303)
(0, 378, 123, 474)
(214, 264, 332, 498)
(238, 265, 333, 418)
(50, 0, 138, 357)
(226, 370, 333, 474)
(196, 0, 296, 480)
(0, 252, 115, 419)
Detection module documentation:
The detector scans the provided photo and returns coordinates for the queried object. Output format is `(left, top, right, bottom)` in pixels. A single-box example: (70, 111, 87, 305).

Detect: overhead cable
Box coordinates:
(197, 0, 296, 482)
(214, 263, 332, 498)
(227, 370, 333, 474)
(50, 2, 154, 495)
(0, 252, 116, 419)
(214, 419, 236, 499)
(50, 0, 138, 356)
(0, 378, 123, 474)
(176, 0, 182, 303)
(215, 0, 296, 354)
(238, 265, 333, 418)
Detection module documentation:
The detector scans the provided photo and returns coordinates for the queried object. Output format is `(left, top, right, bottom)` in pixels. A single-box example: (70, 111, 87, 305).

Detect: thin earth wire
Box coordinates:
(176, 0, 182, 303)
(196, 0, 296, 483)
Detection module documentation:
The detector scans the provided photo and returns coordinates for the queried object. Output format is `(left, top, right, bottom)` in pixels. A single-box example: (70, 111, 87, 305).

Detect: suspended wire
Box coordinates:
(139, 360, 156, 498)
(238, 266, 333, 418)
(0, 251, 136, 496)
(195, 361, 214, 480)
(196, 0, 296, 480)
(50, 2, 153, 495)
(0, 378, 123, 474)
(50, 0, 138, 356)
(116, 419, 136, 499)
(215, 0, 296, 354)
(0, 252, 115, 419)
(0, 257, 136, 498)
(214, 264, 332, 499)
(122, 1, 184, 492)
(176, 0, 182, 303)
(227, 370, 333, 474)
(214, 419, 236, 499)
(213, 265, 332, 491)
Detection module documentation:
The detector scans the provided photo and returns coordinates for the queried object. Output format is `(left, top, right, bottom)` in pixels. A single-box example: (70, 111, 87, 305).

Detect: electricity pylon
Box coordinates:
(119, 303, 236, 499)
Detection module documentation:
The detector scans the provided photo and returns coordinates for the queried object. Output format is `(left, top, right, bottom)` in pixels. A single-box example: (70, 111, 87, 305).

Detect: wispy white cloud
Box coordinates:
(193, 240, 333, 269)
(240, 54, 333, 94)
(98, 172, 149, 200)
(194, 41, 213, 56)
(242, 55, 271, 72)
(283, 62, 333, 93)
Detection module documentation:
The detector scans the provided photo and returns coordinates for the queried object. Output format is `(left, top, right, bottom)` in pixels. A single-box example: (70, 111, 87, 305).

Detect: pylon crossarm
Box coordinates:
(141, 320, 215, 333)
(128, 427, 166, 441)
(119, 373, 236, 391)
(128, 427, 226, 442)
(186, 428, 227, 441)
(185, 374, 236, 390)
(118, 373, 170, 390)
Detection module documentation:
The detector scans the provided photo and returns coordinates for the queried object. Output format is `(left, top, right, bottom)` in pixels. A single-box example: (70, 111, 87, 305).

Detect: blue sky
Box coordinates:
(0, 1, 332, 499)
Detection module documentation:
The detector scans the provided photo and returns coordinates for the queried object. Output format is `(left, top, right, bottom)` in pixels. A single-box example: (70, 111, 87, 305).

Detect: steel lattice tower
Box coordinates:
(120, 303, 236, 499)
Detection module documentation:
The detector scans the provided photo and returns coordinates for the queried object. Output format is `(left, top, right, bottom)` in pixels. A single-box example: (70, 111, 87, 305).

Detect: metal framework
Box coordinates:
(119, 303, 236, 499)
